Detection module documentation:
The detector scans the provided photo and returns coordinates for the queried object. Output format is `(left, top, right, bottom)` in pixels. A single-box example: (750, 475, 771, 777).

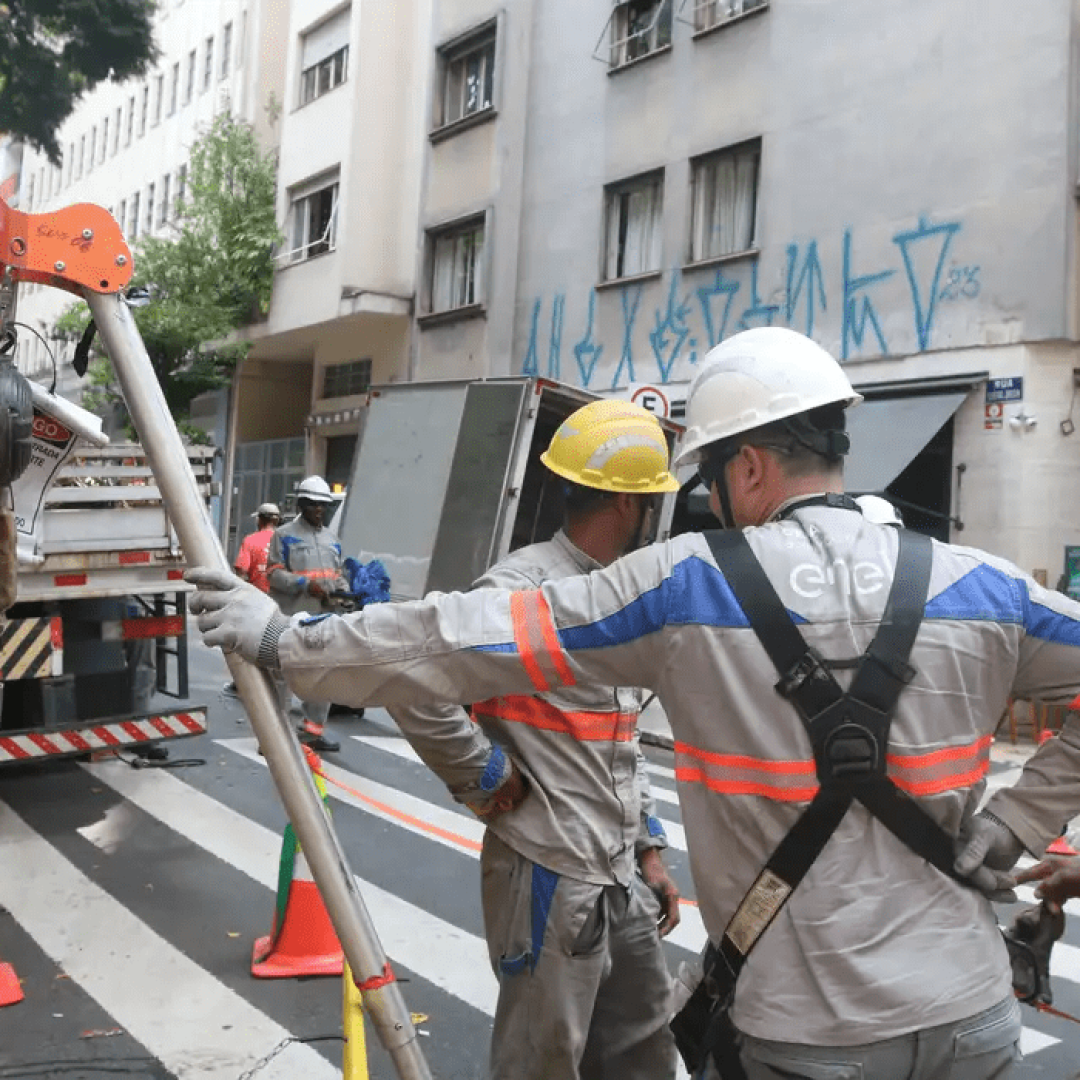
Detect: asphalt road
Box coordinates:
(0, 633, 1078, 1078)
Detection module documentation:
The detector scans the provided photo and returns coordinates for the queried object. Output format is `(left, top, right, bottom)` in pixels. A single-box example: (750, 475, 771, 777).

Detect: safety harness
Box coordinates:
(672, 517, 970, 1076)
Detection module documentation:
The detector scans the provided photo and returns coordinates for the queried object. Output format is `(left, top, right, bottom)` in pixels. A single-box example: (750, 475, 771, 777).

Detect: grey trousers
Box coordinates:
(481, 832, 677, 1080)
(272, 671, 330, 729)
(708, 995, 1021, 1080)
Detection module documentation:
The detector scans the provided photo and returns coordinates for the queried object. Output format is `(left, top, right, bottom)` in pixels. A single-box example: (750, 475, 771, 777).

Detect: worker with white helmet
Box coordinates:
(265, 475, 348, 752)
(189, 327, 1080, 1079)
(383, 400, 680, 1080)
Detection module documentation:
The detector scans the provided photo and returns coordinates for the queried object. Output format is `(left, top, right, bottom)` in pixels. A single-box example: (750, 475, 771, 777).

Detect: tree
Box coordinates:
(0, 0, 158, 165)
(54, 113, 282, 441)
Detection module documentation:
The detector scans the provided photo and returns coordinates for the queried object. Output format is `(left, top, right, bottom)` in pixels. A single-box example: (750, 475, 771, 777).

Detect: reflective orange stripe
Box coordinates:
(303, 569, 340, 579)
(473, 696, 636, 743)
(675, 735, 991, 802)
(509, 590, 576, 692)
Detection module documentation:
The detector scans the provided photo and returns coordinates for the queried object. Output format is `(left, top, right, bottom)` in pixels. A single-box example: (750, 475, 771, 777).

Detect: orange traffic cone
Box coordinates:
(1047, 833, 1079, 857)
(0, 961, 24, 1006)
(251, 751, 343, 979)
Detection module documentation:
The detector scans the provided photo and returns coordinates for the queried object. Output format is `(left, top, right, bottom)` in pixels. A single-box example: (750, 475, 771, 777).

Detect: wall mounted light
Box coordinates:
(1009, 409, 1038, 431)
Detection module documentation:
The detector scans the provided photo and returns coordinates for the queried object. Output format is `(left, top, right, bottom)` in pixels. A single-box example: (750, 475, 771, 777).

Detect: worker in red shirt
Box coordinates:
(234, 503, 281, 593)
(223, 503, 280, 697)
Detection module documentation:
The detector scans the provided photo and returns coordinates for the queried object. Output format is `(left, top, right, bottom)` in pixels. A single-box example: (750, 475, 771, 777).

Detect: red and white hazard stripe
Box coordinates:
(0, 709, 207, 764)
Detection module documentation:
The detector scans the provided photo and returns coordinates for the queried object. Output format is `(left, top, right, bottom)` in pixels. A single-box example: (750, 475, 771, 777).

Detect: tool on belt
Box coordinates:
(673, 521, 955, 1077)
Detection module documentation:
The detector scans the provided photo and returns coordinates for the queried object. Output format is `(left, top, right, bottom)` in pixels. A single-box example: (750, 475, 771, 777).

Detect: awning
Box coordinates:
(844, 391, 970, 494)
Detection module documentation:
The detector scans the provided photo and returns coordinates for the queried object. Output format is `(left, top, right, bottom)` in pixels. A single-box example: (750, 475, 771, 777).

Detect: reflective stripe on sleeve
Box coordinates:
(509, 590, 576, 692)
(473, 695, 635, 743)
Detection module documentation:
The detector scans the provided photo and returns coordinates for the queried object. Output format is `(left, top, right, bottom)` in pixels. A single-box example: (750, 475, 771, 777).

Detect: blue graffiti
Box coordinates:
(649, 272, 694, 382)
(611, 286, 643, 388)
(892, 216, 961, 352)
(523, 214, 979, 384)
(736, 261, 781, 331)
(696, 268, 741, 349)
(841, 228, 894, 360)
(572, 290, 603, 387)
(785, 240, 827, 338)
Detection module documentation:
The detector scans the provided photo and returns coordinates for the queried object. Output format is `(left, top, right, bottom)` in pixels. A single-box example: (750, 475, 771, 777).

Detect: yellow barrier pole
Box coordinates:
(343, 961, 369, 1079)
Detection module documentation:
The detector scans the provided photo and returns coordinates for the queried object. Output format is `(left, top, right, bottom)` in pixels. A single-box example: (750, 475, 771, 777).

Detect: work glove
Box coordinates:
(954, 809, 1025, 902)
(638, 847, 681, 936)
(185, 567, 290, 668)
(1015, 856, 1080, 908)
(464, 758, 530, 821)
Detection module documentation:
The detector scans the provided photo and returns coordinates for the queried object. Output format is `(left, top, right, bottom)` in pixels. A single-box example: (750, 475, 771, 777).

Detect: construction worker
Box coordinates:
(265, 476, 348, 753)
(386, 399, 681, 1080)
(187, 326, 1080, 1080)
(235, 503, 281, 592)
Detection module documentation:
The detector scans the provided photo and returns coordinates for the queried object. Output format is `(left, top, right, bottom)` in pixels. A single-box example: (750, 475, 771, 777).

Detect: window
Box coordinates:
(66, 142, 74, 186)
(88, 127, 96, 171)
(286, 175, 339, 262)
(176, 163, 188, 213)
(427, 217, 485, 312)
(604, 172, 663, 280)
(610, 0, 672, 67)
(324, 359, 372, 398)
(690, 0, 767, 33)
(140, 84, 149, 136)
(239, 9, 248, 67)
(169, 62, 180, 114)
(159, 175, 170, 226)
(101, 118, 109, 161)
(436, 24, 495, 128)
(186, 49, 196, 103)
(154, 73, 164, 124)
(126, 96, 135, 145)
(299, 9, 350, 106)
(113, 108, 121, 154)
(118, 199, 126, 234)
(221, 22, 232, 79)
(78, 135, 85, 178)
(26, 175, 34, 211)
(129, 192, 140, 239)
(688, 141, 759, 262)
(203, 37, 214, 91)
(146, 183, 155, 233)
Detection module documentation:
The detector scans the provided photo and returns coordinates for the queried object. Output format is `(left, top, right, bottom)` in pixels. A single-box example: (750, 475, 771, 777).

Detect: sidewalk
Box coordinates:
(638, 694, 1040, 766)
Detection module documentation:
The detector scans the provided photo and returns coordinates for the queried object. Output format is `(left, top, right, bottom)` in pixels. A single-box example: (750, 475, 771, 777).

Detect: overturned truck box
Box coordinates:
(335, 377, 682, 600)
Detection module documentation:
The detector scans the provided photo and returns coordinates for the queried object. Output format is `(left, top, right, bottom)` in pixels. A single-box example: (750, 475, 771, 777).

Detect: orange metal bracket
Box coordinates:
(0, 199, 132, 296)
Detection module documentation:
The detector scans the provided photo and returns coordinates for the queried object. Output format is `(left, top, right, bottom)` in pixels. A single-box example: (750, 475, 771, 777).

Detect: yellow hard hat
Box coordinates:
(541, 400, 680, 494)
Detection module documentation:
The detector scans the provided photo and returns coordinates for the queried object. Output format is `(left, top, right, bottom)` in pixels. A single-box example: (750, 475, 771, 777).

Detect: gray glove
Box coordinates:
(954, 810, 1024, 902)
(185, 567, 290, 668)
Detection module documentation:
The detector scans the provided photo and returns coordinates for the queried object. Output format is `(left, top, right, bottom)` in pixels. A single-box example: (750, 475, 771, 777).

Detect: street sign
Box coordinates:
(629, 384, 671, 418)
(986, 377, 1023, 404)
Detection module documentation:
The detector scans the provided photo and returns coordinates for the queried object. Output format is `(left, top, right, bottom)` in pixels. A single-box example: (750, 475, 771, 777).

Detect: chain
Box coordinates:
(236, 1035, 343, 1080)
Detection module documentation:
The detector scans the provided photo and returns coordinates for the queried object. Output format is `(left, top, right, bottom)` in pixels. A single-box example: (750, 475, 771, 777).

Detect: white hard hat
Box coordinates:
(253, 502, 281, 518)
(296, 475, 335, 503)
(855, 495, 904, 527)
(673, 328, 863, 469)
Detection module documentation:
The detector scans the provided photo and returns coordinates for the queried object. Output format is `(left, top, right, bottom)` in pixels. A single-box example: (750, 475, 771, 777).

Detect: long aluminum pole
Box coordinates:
(87, 290, 432, 1080)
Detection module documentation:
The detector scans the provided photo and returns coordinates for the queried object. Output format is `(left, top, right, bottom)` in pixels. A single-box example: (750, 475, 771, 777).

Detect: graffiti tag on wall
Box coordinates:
(522, 215, 982, 388)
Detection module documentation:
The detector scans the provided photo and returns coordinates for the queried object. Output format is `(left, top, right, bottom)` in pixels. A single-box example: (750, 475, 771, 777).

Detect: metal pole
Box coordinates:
(86, 290, 432, 1080)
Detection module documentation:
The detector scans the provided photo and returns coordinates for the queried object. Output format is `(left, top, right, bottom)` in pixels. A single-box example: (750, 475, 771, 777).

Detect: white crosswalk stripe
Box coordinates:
(1, 729, 1076, 1075)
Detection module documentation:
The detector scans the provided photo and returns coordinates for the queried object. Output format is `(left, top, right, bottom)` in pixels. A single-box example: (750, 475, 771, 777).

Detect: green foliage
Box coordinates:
(54, 113, 281, 434)
(0, 0, 158, 164)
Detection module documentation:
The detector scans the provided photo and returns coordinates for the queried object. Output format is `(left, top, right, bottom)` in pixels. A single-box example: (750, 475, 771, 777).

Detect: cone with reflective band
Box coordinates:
(251, 758, 343, 978)
(0, 961, 24, 1007)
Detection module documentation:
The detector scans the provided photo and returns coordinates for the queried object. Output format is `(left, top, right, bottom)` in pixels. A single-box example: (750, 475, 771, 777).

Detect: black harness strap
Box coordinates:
(694, 528, 962, 1065)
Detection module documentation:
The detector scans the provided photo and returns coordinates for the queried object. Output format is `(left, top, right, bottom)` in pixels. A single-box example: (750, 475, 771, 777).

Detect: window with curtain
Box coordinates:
(300, 8, 351, 105)
(428, 217, 485, 312)
(437, 24, 496, 128)
(692, 0, 768, 33)
(688, 141, 760, 262)
(610, 0, 672, 68)
(604, 172, 664, 281)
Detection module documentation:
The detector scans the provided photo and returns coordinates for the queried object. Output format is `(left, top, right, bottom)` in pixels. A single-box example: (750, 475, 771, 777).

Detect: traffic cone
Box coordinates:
(251, 751, 343, 978)
(1046, 832, 1079, 857)
(0, 961, 24, 1006)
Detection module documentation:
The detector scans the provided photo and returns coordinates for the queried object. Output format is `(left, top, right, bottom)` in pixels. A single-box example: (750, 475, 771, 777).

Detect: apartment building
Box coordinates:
(14, 0, 286, 409)
(412, 0, 1080, 577)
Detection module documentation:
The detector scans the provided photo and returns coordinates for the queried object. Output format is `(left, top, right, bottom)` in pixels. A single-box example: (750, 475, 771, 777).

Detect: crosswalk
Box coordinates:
(1, 710, 1079, 1079)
